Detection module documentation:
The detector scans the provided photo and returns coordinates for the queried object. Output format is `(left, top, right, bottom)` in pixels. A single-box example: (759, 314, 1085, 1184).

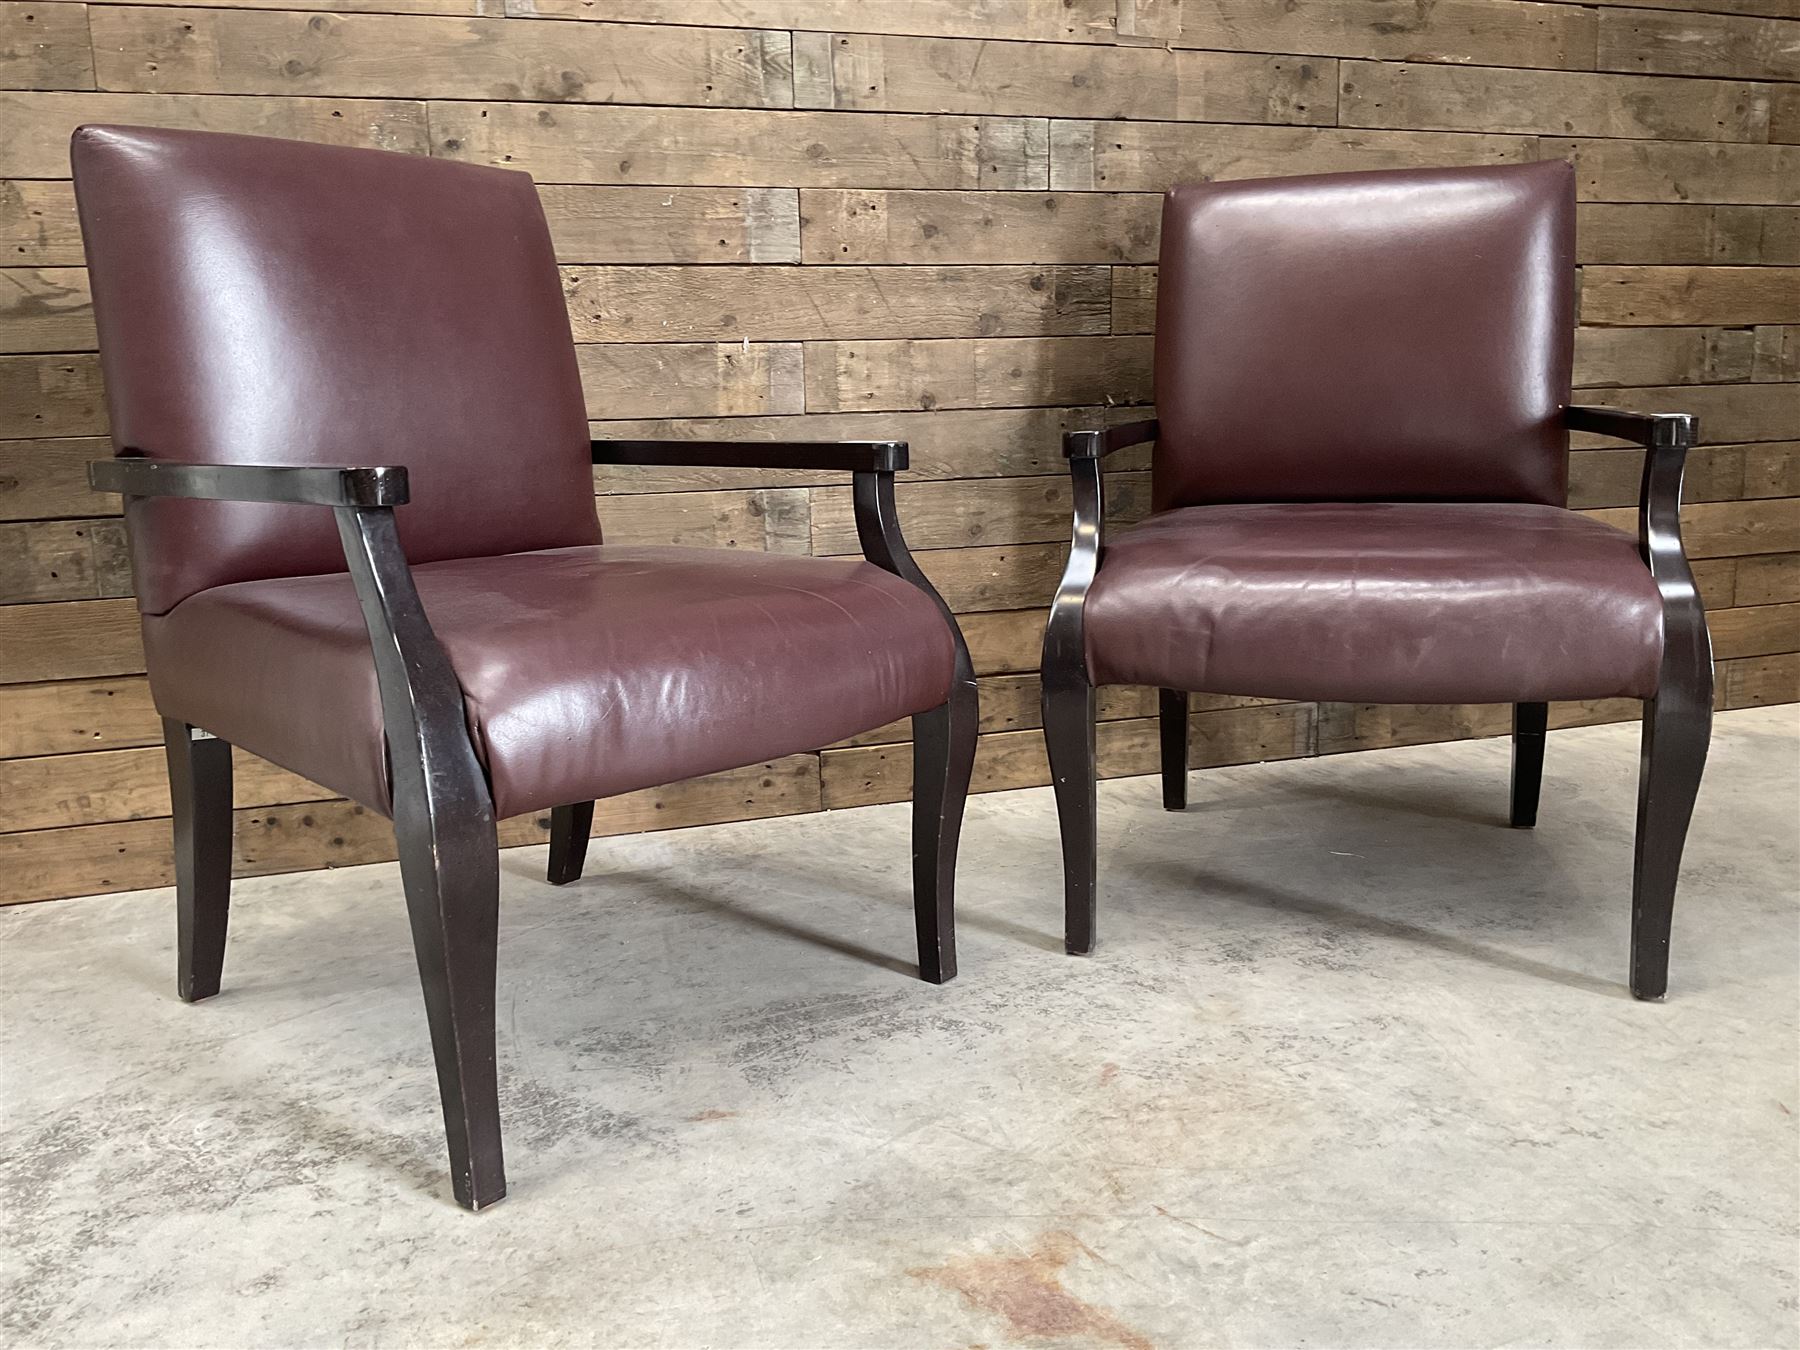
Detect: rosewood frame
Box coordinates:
(91, 438, 977, 1210)
(1040, 408, 1712, 997)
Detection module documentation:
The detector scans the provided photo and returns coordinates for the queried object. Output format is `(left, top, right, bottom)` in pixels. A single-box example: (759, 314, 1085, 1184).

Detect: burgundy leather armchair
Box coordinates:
(1043, 161, 1711, 1000)
(74, 126, 978, 1210)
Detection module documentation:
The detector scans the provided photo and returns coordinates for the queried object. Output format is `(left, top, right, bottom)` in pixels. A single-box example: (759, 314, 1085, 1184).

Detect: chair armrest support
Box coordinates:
(1568, 404, 1713, 711)
(591, 439, 907, 474)
(90, 455, 409, 508)
(853, 469, 975, 686)
(1565, 404, 1700, 571)
(1063, 419, 1159, 461)
(1043, 423, 1151, 689)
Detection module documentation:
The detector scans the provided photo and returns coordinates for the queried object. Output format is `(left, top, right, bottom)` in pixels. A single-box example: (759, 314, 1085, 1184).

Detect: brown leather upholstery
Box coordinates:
(1084, 503, 1663, 703)
(143, 545, 955, 818)
(1153, 161, 1574, 512)
(72, 125, 600, 615)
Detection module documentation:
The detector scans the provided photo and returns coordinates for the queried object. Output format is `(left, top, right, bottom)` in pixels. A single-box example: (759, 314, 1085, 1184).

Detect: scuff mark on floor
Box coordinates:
(910, 1230, 1153, 1350)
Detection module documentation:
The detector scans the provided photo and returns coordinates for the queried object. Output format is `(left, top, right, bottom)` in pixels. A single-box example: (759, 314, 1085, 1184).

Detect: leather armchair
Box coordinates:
(74, 125, 978, 1210)
(1043, 161, 1710, 1001)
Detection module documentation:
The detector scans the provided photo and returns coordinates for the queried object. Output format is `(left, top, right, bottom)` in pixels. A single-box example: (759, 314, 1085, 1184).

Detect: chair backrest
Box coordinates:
(1152, 160, 1574, 512)
(73, 126, 600, 615)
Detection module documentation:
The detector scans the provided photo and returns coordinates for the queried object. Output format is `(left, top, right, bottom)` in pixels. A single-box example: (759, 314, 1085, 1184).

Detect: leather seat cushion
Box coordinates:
(142, 544, 957, 819)
(1083, 502, 1664, 703)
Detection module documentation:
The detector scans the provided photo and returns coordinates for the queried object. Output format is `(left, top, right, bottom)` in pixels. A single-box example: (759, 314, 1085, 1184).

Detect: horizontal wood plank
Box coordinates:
(0, 674, 160, 758)
(0, 516, 130, 602)
(89, 9, 792, 107)
(575, 341, 803, 419)
(1572, 324, 1757, 385)
(1051, 120, 1536, 191)
(794, 32, 1333, 126)
(1340, 60, 1773, 143)
(803, 334, 1152, 412)
(496, 0, 1114, 44)
(431, 102, 1049, 189)
(914, 539, 1066, 613)
(0, 596, 142, 683)
(1544, 138, 1800, 205)
(1742, 441, 1800, 496)
(0, 265, 91, 352)
(541, 184, 798, 264)
(564, 264, 1113, 342)
(800, 188, 1161, 265)
(0, 1, 93, 91)
(0, 90, 428, 177)
(1754, 326, 1799, 382)
(0, 352, 104, 439)
(1596, 7, 1800, 82)
(1732, 551, 1800, 605)
(1710, 601, 1800, 659)
(1724, 651, 1800, 706)
(960, 607, 1050, 676)
(597, 485, 811, 552)
(1575, 202, 1777, 265)
(1147, 0, 1597, 70)
(0, 179, 80, 264)
(0, 435, 113, 518)
(1582, 266, 1800, 326)
(0, 743, 332, 833)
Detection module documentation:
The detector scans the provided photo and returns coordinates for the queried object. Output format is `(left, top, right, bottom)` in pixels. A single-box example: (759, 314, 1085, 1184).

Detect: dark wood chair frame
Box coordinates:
(91, 439, 979, 1212)
(1040, 407, 1712, 1001)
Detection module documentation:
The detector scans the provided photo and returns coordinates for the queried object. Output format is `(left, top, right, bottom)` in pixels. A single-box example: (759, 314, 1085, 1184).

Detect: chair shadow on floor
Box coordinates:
(500, 853, 919, 977)
(1130, 855, 1629, 999)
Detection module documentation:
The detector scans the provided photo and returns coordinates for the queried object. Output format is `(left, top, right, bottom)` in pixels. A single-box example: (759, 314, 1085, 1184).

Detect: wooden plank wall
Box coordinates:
(1, 0, 1797, 904)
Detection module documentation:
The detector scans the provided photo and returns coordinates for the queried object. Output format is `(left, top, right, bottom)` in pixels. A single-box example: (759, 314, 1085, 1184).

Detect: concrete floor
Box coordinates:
(2, 707, 1796, 1349)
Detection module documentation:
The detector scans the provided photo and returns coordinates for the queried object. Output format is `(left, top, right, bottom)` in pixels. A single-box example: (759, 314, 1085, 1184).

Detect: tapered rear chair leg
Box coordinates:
(1629, 686, 1712, 1001)
(1511, 702, 1548, 828)
(163, 718, 233, 1003)
(547, 801, 594, 885)
(912, 673, 978, 984)
(1160, 689, 1189, 811)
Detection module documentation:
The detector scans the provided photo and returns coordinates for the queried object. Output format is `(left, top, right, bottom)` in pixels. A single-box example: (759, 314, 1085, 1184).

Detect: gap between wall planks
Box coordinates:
(0, 0, 1797, 904)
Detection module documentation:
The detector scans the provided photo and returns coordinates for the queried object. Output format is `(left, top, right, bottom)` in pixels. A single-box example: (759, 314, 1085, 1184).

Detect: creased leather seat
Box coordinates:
(1084, 501, 1664, 705)
(143, 544, 955, 819)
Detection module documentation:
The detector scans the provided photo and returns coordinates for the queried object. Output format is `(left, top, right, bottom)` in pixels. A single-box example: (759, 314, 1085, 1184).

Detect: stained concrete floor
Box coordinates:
(3, 707, 1797, 1349)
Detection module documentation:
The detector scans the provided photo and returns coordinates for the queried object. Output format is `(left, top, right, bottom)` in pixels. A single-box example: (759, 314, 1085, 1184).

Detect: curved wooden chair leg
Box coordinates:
(163, 718, 233, 1003)
(912, 674, 978, 985)
(547, 801, 594, 885)
(339, 506, 505, 1210)
(1629, 688, 1712, 1001)
(1044, 674, 1098, 955)
(1160, 688, 1189, 811)
(1510, 701, 1548, 828)
(394, 787, 504, 1210)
